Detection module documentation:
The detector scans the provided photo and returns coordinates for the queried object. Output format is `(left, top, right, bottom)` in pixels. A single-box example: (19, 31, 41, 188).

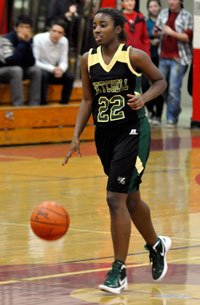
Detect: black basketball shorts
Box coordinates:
(95, 117, 151, 193)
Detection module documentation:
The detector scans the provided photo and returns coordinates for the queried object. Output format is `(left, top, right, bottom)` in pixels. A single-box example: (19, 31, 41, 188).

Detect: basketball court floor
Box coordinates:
(0, 107, 200, 305)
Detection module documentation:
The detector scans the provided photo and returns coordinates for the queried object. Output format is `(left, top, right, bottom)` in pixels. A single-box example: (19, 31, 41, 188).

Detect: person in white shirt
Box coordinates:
(33, 19, 75, 105)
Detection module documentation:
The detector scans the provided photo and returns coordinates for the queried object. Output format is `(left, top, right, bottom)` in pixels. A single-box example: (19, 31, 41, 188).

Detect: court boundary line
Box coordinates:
(0, 256, 200, 286)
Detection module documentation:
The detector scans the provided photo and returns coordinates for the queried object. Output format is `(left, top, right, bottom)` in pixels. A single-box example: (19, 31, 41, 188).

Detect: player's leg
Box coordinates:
(126, 175, 171, 281)
(107, 191, 131, 262)
(99, 191, 129, 294)
(96, 126, 133, 294)
(127, 116, 171, 281)
(98, 122, 143, 294)
(127, 192, 171, 282)
(126, 191, 157, 245)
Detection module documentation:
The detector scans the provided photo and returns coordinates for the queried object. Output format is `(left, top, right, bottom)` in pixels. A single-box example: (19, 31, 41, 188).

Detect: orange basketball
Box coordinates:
(30, 201, 70, 241)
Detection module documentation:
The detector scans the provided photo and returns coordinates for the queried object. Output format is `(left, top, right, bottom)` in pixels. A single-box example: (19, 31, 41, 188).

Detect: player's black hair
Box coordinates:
(95, 8, 127, 42)
(15, 15, 33, 27)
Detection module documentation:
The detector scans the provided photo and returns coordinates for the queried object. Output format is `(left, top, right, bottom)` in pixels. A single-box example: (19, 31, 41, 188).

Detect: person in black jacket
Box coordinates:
(0, 15, 41, 106)
(47, 0, 83, 53)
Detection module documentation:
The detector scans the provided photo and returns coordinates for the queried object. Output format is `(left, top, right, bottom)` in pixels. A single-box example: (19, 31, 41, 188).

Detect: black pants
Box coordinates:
(41, 70, 75, 105)
(142, 56, 164, 119)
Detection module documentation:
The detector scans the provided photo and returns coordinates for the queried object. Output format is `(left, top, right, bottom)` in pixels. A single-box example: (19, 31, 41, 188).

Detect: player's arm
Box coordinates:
(73, 53, 93, 139)
(62, 52, 93, 165)
(127, 47, 167, 110)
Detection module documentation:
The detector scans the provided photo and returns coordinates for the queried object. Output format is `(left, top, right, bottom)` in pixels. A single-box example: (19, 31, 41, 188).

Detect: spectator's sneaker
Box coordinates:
(99, 260, 127, 294)
(166, 121, 177, 129)
(152, 117, 161, 127)
(145, 236, 172, 281)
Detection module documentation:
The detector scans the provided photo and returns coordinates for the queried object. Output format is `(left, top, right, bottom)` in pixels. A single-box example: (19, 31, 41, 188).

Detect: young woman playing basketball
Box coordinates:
(62, 8, 171, 294)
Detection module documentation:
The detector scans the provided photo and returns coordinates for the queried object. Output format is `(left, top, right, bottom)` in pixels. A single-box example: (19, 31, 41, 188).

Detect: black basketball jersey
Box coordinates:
(88, 43, 145, 128)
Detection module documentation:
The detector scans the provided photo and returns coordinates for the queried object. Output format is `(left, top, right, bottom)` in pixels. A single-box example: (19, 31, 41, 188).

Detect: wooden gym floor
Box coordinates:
(0, 123, 200, 304)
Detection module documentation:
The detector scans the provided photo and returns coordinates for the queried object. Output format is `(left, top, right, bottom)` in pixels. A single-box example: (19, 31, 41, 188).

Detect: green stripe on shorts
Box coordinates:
(128, 116, 151, 192)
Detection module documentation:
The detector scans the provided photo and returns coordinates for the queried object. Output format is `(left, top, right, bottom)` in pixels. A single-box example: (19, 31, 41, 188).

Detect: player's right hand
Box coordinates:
(62, 137, 81, 166)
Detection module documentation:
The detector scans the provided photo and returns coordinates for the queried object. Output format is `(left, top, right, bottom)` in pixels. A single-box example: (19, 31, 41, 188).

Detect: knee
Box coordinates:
(41, 69, 49, 80)
(10, 66, 23, 78)
(65, 71, 75, 82)
(106, 193, 121, 214)
(127, 197, 150, 214)
(29, 66, 41, 78)
(126, 198, 138, 213)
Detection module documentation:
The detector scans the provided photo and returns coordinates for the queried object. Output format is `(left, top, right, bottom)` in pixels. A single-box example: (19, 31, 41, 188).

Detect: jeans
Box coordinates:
(0, 65, 41, 106)
(159, 58, 188, 124)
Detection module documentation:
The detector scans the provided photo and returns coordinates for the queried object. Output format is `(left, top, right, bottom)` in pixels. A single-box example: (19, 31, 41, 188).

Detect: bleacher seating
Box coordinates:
(0, 81, 94, 145)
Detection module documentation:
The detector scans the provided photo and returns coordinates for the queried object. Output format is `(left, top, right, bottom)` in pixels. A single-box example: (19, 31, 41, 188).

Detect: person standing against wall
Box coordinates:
(121, 0, 150, 56)
(146, 0, 164, 126)
(153, 0, 193, 128)
(121, 0, 154, 123)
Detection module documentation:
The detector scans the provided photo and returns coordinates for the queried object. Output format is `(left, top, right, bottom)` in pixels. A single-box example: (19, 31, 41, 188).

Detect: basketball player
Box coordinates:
(62, 8, 171, 294)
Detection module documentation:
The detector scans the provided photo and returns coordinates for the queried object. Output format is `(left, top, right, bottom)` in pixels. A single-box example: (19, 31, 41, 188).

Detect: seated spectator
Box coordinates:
(0, 15, 41, 106)
(33, 19, 75, 105)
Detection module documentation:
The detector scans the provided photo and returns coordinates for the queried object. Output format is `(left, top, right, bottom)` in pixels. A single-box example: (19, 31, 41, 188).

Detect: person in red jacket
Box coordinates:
(121, 0, 150, 56)
(100, 0, 117, 7)
(122, 0, 152, 121)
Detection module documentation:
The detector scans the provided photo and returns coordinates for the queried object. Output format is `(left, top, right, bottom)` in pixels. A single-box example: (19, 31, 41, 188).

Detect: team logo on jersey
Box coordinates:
(117, 177, 126, 185)
(129, 129, 138, 135)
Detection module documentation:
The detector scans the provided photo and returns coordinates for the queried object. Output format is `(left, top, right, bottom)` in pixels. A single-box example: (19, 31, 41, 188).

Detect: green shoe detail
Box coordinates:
(99, 260, 127, 294)
(145, 236, 172, 281)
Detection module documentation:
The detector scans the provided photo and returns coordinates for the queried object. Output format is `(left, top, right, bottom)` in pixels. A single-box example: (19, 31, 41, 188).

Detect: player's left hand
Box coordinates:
(127, 94, 145, 110)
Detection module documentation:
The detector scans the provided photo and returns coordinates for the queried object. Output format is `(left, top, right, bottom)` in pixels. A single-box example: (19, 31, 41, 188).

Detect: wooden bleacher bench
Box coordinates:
(0, 80, 82, 105)
(0, 80, 95, 145)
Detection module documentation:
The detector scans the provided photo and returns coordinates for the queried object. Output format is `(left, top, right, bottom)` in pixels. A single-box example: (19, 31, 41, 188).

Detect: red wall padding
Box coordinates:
(192, 49, 200, 122)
